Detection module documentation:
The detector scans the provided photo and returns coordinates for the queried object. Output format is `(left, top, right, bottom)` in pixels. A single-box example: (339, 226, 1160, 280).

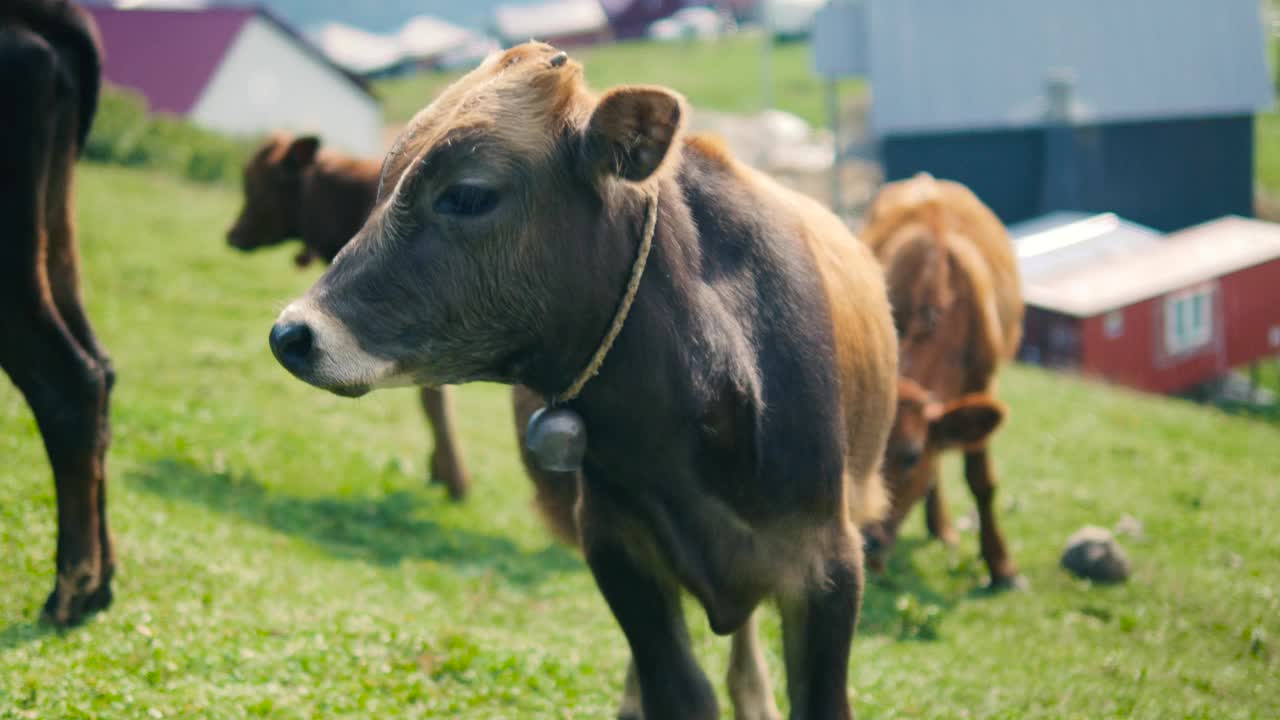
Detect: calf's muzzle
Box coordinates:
(269, 321, 314, 375)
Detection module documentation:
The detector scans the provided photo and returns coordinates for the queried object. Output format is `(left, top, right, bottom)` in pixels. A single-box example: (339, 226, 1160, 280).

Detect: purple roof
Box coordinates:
(87, 6, 254, 114)
(84, 5, 373, 116)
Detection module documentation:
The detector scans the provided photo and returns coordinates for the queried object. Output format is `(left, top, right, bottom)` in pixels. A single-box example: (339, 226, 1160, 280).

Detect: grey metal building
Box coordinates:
(815, 0, 1275, 231)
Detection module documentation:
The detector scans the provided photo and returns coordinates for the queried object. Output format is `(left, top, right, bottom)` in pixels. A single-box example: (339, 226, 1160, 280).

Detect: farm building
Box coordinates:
(814, 0, 1273, 232)
(86, 5, 383, 156)
(492, 0, 613, 48)
(1011, 212, 1280, 394)
(600, 0, 683, 39)
(311, 16, 496, 78)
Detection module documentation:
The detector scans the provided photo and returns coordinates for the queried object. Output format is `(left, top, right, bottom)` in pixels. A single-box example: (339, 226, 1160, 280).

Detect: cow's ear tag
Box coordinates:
(525, 406, 587, 472)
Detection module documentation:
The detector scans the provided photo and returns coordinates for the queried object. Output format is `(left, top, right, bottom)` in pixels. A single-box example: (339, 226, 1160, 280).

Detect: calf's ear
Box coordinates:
(928, 394, 1006, 450)
(583, 86, 685, 183)
(282, 135, 321, 171)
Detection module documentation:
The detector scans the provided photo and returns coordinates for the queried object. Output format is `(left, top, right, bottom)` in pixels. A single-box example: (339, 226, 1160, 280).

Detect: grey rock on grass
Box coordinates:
(1061, 526, 1131, 583)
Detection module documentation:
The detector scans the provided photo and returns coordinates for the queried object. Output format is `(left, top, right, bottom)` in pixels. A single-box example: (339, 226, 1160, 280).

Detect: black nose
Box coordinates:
(863, 532, 883, 556)
(270, 322, 314, 374)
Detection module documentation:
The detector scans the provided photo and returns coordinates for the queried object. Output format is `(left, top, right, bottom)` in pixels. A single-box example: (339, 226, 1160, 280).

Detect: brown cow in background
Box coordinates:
(0, 0, 112, 626)
(227, 133, 472, 499)
(860, 173, 1026, 589)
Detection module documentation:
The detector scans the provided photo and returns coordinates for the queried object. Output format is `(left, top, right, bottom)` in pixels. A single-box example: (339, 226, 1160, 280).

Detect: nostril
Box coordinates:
(899, 449, 922, 470)
(269, 322, 314, 373)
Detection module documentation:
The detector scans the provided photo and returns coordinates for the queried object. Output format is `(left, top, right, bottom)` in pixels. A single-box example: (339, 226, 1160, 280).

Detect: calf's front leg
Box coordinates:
(419, 386, 470, 500)
(728, 610, 783, 720)
(923, 481, 958, 546)
(580, 481, 717, 720)
(963, 448, 1021, 588)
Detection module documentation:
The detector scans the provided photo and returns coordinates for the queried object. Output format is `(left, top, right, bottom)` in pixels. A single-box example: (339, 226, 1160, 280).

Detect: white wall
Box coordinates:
(191, 17, 383, 157)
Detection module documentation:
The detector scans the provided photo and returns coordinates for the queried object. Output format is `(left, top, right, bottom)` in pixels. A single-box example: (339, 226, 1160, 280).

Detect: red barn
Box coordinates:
(1012, 213, 1280, 394)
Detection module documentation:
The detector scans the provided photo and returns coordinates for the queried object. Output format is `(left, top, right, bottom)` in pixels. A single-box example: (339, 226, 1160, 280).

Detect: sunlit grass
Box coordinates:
(0, 166, 1277, 718)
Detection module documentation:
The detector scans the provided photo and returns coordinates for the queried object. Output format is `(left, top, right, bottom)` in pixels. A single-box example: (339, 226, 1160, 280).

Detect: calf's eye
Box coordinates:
(434, 184, 499, 217)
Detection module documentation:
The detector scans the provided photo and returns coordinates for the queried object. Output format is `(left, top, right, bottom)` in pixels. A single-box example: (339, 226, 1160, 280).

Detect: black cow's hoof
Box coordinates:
(40, 575, 114, 627)
(83, 579, 115, 614)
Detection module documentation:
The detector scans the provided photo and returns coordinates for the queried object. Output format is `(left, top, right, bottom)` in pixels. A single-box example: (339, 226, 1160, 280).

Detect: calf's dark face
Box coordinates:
(227, 134, 319, 251)
(269, 44, 684, 396)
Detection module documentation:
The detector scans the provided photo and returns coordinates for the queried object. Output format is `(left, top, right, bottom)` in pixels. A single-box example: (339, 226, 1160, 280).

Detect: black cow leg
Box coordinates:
(779, 526, 862, 720)
(0, 300, 111, 627)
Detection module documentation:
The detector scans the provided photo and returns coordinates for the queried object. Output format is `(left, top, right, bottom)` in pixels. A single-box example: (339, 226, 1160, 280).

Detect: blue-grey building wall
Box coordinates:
(880, 114, 1254, 233)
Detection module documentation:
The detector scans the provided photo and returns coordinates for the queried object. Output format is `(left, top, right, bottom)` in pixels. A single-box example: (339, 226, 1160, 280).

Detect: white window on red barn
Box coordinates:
(1103, 310, 1125, 339)
(1163, 285, 1214, 357)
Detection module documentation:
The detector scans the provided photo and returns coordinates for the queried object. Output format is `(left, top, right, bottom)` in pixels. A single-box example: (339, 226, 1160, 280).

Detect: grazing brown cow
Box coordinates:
(227, 134, 472, 499)
(859, 173, 1025, 589)
(269, 43, 897, 719)
(0, 0, 112, 626)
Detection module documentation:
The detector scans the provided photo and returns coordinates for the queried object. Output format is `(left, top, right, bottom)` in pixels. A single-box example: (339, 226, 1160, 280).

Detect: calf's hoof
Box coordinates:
(41, 571, 114, 627)
(985, 573, 1029, 593)
(429, 451, 470, 502)
(932, 528, 960, 547)
(734, 705, 782, 720)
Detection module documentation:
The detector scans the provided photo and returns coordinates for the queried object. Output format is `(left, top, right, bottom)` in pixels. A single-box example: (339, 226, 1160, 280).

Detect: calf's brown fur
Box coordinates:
(227, 133, 472, 499)
(0, 0, 112, 626)
(270, 43, 897, 719)
(859, 173, 1025, 588)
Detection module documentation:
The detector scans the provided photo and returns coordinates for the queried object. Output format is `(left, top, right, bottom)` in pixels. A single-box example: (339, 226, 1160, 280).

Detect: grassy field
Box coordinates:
(1, 165, 1278, 718)
(376, 35, 862, 129)
(1258, 108, 1280, 199)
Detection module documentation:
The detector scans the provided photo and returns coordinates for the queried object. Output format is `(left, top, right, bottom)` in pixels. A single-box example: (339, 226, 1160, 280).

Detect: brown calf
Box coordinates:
(227, 134, 472, 499)
(859, 173, 1025, 589)
(0, 0, 112, 626)
(269, 43, 897, 719)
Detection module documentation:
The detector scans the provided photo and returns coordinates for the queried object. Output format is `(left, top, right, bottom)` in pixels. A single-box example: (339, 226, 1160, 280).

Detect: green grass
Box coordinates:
(376, 35, 862, 129)
(2, 165, 1279, 718)
(1262, 359, 1280, 394)
(1258, 110, 1280, 199)
(1256, 15, 1280, 198)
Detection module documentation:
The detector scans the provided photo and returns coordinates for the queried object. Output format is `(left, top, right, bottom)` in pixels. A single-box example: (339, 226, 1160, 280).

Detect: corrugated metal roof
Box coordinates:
(493, 0, 609, 44)
(311, 22, 403, 75)
(1011, 211, 1163, 285)
(311, 16, 484, 75)
(861, 0, 1273, 135)
(397, 16, 478, 59)
(1009, 214, 1280, 317)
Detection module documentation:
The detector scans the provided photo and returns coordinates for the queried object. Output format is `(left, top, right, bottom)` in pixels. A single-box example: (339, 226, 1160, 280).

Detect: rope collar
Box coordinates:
(552, 190, 658, 405)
